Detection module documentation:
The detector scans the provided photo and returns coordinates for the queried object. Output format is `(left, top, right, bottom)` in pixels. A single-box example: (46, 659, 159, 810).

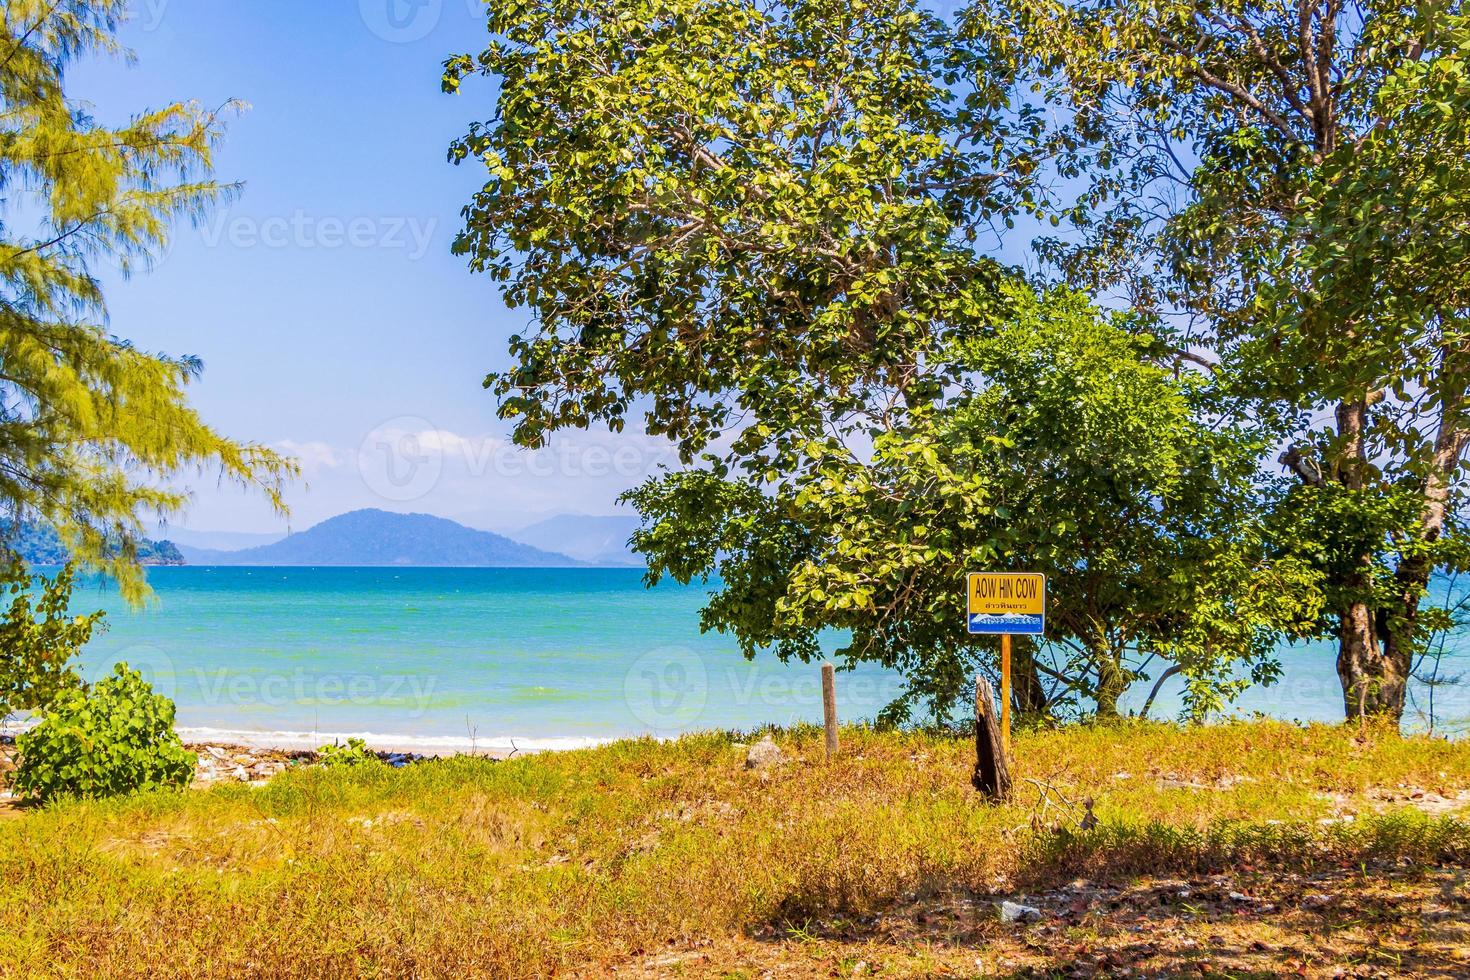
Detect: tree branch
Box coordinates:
(1139, 663, 1184, 719)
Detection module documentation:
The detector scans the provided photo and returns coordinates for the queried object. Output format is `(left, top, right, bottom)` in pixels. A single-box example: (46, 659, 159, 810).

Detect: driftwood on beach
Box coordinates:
(972, 676, 1012, 801)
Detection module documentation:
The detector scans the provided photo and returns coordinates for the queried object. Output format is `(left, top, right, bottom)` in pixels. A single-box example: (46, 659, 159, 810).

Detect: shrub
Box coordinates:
(317, 737, 379, 767)
(0, 559, 105, 717)
(13, 663, 194, 802)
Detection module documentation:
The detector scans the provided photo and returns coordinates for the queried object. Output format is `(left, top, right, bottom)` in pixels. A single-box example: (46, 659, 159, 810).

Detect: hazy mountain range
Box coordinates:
(509, 514, 641, 566)
(150, 526, 287, 552)
(10, 509, 644, 568)
(175, 509, 579, 567)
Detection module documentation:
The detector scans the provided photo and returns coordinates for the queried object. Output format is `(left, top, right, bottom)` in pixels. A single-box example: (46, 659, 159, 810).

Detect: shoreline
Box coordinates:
(2, 720, 618, 764)
(177, 730, 614, 785)
(176, 726, 616, 760)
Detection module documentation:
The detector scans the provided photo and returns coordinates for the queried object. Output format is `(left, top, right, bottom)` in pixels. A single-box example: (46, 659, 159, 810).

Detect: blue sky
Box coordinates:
(70, 1, 668, 535)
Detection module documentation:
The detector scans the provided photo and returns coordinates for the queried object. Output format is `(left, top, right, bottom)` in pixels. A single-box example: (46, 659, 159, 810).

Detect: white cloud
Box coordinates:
(275, 439, 344, 469)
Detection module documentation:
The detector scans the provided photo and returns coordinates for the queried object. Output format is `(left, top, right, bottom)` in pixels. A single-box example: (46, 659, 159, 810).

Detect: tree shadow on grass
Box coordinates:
(750, 828, 1470, 979)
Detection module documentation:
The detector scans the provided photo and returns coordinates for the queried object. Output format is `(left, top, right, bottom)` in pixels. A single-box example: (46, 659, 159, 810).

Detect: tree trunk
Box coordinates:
(1092, 639, 1126, 718)
(1375, 369, 1470, 725)
(1329, 397, 1410, 721)
(1012, 637, 1048, 720)
(1336, 597, 1405, 720)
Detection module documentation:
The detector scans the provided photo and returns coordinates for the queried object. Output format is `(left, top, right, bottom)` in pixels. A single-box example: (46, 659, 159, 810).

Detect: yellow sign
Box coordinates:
(966, 572, 1045, 635)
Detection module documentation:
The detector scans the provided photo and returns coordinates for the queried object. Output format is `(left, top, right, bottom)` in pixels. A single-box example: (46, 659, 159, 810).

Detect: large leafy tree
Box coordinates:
(444, 0, 1035, 470)
(2, 0, 294, 597)
(445, 0, 1317, 721)
(966, 0, 1470, 723)
(625, 287, 1318, 721)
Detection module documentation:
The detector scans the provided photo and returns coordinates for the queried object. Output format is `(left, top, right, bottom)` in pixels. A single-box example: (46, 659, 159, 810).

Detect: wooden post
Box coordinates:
(1000, 633, 1012, 754)
(972, 674, 1012, 801)
(821, 663, 839, 759)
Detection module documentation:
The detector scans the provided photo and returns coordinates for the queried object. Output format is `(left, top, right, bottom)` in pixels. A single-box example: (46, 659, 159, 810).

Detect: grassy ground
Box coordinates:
(1, 720, 1468, 978)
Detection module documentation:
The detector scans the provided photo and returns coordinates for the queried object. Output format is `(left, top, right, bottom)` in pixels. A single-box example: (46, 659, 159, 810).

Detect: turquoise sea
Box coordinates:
(61, 567, 1469, 750)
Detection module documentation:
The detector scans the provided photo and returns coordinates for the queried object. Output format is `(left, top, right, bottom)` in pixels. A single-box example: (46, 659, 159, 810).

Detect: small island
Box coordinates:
(1, 520, 185, 567)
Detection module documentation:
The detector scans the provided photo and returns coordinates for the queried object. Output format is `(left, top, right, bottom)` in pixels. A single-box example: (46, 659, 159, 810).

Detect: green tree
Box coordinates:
(2, 0, 295, 598)
(448, 0, 1322, 721)
(626, 287, 1319, 721)
(444, 0, 1033, 468)
(965, 0, 1470, 723)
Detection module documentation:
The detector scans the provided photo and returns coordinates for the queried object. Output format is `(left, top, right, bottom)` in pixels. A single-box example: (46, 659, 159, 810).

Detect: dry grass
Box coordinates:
(1, 720, 1467, 978)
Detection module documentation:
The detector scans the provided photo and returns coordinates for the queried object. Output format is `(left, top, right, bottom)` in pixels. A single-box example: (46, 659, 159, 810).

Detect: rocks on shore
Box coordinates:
(190, 744, 312, 785)
(188, 744, 428, 786)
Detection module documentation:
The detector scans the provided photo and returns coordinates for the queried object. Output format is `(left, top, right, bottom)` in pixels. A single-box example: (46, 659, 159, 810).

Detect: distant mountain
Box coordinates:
(0, 520, 185, 566)
(511, 514, 642, 567)
(150, 526, 288, 553)
(183, 509, 580, 567)
(176, 544, 228, 565)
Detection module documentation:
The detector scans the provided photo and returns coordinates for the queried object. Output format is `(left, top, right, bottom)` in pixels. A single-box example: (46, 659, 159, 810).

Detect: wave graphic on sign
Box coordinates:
(968, 611, 1044, 634)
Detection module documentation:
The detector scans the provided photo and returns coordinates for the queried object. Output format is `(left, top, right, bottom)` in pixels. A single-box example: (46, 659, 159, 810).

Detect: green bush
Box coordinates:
(317, 736, 379, 767)
(13, 663, 194, 802)
(0, 559, 105, 717)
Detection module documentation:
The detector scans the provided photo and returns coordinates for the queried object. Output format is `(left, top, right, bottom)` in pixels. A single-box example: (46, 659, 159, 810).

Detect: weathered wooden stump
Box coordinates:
(972, 675, 1012, 801)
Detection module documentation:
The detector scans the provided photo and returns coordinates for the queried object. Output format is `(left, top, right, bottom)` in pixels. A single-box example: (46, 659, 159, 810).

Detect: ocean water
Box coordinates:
(69, 567, 905, 751)
(61, 567, 1469, 749)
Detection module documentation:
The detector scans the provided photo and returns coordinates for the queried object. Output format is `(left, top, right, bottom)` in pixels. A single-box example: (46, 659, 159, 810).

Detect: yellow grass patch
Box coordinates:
(0, 720, 1466, 977)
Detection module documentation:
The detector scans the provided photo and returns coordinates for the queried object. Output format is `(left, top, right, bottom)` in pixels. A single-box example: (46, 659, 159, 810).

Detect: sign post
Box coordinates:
(966, 572, 1046, 753)
(1000, 634, 1011, 752)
